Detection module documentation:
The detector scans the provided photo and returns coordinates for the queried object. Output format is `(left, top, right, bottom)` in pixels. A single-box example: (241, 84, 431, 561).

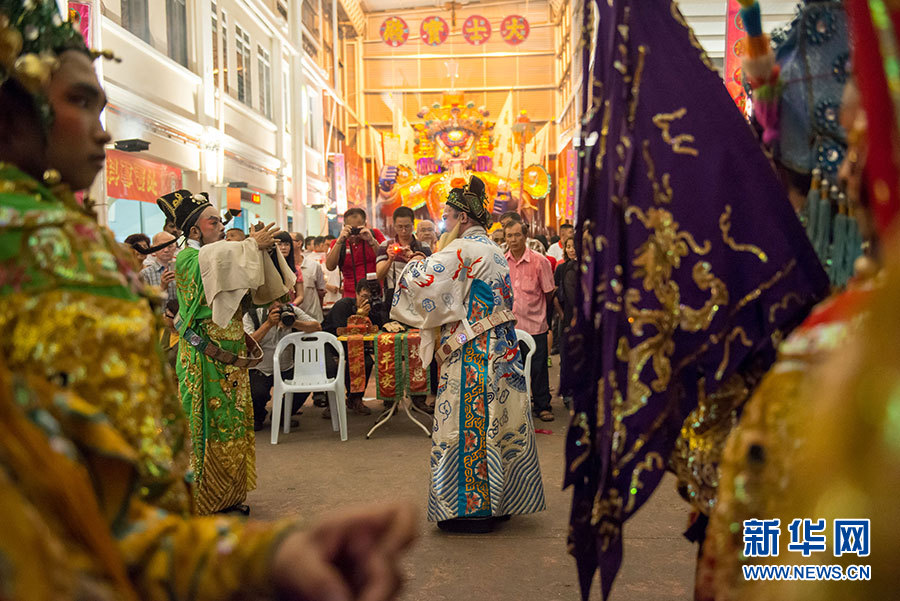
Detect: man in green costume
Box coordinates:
(158, 190, 288, 514)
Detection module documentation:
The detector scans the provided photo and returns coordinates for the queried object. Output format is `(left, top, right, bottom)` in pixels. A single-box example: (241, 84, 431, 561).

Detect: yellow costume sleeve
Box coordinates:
(0, 363, 296, 601)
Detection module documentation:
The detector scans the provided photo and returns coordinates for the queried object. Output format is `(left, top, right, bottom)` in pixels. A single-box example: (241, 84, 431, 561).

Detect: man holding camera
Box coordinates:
(376, 206, 431, 304)
(325, 208, 385, 298)
(377, 206, 432, 413)
(244, 301, 320, 431)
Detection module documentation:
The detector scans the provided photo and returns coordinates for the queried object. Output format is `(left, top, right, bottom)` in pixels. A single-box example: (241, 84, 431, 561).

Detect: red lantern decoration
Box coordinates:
(420, 16, 449, 46)
(380, 16, 409, 47)
(462, 15, 491, 46)
(500, 15, 529, 45)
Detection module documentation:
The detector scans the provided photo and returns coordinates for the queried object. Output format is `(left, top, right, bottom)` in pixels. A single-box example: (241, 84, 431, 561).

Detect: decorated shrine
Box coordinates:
(376, 92, 551, 225)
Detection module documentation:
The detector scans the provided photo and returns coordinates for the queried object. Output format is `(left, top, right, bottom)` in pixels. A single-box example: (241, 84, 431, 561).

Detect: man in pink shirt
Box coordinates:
(505, 220, 556, 422)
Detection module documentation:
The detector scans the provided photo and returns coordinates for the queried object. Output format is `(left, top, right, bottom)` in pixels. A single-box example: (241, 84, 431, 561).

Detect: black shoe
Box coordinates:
(436, 517, 498, 534)
(412, 397, 434, 415)
(313, 393, 328, 408)
(219, 503, 250, 516)
(253, 422, 265, 432)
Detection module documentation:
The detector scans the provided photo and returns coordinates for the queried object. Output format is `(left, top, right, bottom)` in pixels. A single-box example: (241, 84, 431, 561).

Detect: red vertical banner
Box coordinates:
(556, 140, 576, 224)
(333, 153, 347, 214)
(565, 142, 576, 222)
(68, 2, 91, 47)
(724, 0, 747, 112)
(343, 142, 365, 209)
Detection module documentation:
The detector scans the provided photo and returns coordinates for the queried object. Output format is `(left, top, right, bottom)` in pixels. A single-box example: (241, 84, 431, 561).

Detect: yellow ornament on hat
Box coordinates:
(12, 52, 52, 93)
(0, 16, 23, 71)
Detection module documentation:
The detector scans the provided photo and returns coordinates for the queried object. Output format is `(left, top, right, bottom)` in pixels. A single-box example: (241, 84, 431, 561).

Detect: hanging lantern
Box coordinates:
(380, 16, 409, 47)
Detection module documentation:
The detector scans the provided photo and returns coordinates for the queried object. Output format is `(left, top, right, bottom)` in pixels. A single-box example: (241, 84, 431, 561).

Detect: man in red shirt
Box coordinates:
(504, 220, 556, 421)
(547, 223, 573, 264)
(325, 207, 385, 298)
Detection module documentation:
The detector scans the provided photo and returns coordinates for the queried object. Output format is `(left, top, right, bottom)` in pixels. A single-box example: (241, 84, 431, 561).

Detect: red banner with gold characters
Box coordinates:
(67, 2, 91, 46)
(380, 16, 409, 47)
(462, 15, 491, 46)
(106, 150, 182, 203)
(500, 15, 529, 45)
(724, 0, 747, 111)
(420, 16, 449, 46)
(343, 141, 366, 209)
(556, 139, 576, 224)
(374, 331, 429, 401)
(376, 333, 398, 400)
(407, 332, 428, 394)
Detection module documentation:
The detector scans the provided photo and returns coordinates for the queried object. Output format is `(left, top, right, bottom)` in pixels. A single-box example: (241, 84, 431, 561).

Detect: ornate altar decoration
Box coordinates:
(337, 315, 378, 393)
(374, 331, 429, 402)
(377, 92, 546, 223)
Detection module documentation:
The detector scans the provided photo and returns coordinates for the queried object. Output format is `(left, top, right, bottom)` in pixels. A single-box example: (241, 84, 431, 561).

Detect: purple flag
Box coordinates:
(563, 1, 829, 598)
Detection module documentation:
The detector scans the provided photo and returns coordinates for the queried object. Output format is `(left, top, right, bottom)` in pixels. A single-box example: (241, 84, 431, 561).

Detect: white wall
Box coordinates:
(679, 0, 800, 59)
(97, 0, 304, 227)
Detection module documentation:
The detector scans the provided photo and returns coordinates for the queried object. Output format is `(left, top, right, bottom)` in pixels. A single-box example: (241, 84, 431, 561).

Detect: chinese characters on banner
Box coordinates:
(381, 14, 529, 47)
(501, 15, 529, 45)
(332, 153, 347, 214)
(724, 0, 747, 111)
(556, 140, 575, 224)
(380, 16, 409, 47)
(68, 2, 91, 46)
(106, 150, 183, 203)
(420, 16, 449, 46)
(343, 142, 366, 209)
(462, 15, 491, 45)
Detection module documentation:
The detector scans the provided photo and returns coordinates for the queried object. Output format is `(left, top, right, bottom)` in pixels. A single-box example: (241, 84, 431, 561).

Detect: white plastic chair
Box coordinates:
(515, 329, 536, 400)
(271, 332, 347, 443)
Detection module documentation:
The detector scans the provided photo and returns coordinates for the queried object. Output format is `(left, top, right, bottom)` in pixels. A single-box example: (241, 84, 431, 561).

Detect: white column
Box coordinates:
(195, 0, 216, 196)
(91, 0, 109, 225)
(273, 37, 287, 229)
(290, 0, 307, 234)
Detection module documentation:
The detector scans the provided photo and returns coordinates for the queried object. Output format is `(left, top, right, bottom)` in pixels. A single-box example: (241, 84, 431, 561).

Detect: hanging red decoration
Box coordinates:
(420, 15, 449, 46)
(380, 16, 409, 47)
(462, 15, 491, 46)
(500, 15, 529, 45)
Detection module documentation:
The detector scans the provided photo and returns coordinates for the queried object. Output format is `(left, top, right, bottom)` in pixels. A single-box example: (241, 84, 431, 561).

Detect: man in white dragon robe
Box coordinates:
(391, 175, 547, 532)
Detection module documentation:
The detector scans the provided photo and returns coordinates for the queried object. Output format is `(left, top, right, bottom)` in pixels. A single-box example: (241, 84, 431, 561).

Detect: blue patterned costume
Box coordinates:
(391, 226, 546, 521)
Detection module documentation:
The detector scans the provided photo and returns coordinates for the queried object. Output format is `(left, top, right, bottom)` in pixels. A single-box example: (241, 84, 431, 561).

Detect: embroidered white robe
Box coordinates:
(391, 226, 546, 521)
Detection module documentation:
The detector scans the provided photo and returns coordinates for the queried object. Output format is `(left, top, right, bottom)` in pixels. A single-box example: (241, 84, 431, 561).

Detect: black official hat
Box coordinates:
(157, 189, 212, 233)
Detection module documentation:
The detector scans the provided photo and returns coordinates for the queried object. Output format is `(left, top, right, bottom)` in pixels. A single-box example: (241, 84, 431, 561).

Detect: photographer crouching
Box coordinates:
(320, 277, 387, 417)
(244, 301, 321, 431)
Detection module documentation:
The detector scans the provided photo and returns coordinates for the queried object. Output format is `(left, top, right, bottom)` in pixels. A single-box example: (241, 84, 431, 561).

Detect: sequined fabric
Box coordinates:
(703, 284, 873, 600)
(0, 163, 190, 512)
(773, 1, 849, 176)
(0, 163, 296, 600)
(563, 3, 830, 599)
(738, 237, 900, 601)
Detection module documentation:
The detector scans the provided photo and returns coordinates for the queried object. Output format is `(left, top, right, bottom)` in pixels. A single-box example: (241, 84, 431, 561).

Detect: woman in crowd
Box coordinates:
(275, 230, 304, 303)
(554, 237, 578, 409)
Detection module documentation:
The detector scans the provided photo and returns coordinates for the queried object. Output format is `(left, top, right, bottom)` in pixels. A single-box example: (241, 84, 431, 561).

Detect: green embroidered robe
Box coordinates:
(175, 245, 255, 514)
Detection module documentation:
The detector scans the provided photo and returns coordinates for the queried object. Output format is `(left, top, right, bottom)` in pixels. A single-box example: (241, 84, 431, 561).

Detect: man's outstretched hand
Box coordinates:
(251, 222, 281, 250)
(272, 502, 418, 601)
